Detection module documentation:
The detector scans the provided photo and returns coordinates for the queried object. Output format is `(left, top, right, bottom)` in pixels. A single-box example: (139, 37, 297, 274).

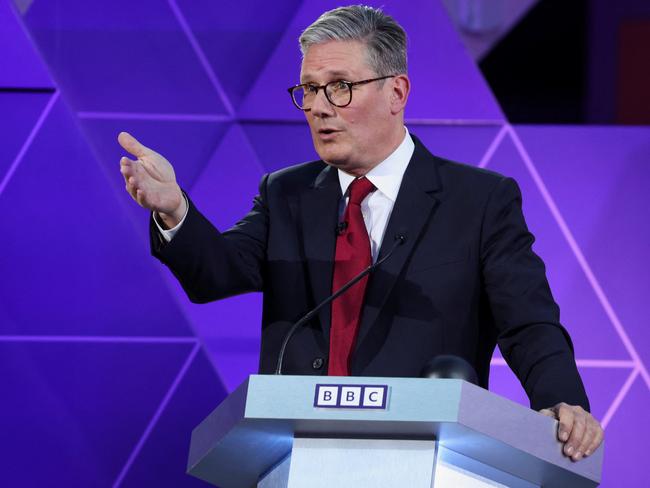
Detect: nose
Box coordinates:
(310, 86, 335, 118)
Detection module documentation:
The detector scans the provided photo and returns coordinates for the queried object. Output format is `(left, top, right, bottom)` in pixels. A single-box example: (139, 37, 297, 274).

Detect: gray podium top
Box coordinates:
(187, 375, 602, 487)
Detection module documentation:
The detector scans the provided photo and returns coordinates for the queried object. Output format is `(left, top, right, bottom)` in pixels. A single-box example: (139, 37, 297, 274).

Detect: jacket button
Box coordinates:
(312, 357, 324, 370)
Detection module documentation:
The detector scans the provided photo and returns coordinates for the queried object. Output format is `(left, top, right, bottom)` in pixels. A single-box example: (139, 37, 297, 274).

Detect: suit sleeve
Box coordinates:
(480, 177, 590, 411)
(149, 174, 270, 303)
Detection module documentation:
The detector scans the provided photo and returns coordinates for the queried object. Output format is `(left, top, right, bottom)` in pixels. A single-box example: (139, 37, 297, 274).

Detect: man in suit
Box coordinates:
(118, 5, 603, 461)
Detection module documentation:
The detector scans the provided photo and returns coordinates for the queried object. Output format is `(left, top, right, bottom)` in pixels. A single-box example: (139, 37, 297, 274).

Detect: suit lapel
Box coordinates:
(300, 164, 341, 340)
(354, 137, 442, 350)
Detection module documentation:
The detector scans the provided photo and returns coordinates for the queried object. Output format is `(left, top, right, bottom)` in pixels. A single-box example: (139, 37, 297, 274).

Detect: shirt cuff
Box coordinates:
(153, 192, 189, 242)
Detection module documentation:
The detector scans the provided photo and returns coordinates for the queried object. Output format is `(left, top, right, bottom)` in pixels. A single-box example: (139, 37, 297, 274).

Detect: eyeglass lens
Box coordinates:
(293, 81, 352, 110)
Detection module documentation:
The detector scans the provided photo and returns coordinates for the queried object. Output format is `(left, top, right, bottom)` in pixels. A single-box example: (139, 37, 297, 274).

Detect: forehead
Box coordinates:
(300, 40, 372, 81)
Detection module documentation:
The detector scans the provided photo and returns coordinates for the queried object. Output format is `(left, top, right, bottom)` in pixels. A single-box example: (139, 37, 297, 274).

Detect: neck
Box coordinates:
(344, 125, 406, 177)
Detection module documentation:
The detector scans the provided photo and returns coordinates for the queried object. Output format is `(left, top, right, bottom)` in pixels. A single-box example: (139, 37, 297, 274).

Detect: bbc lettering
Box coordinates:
(314, 384, 388, 409)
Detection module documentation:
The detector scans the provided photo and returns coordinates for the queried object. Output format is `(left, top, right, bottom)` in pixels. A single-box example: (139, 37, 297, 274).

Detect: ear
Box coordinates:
(389, 74, 410, 114)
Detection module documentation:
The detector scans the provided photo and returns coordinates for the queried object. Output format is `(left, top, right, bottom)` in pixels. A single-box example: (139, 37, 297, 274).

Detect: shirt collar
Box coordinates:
(338, 127, 414, 202)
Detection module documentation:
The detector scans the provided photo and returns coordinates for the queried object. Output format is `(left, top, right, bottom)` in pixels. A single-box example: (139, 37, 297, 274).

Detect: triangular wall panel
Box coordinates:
(0, 92, 52, 182)
(411, 124, 504, 166)
(513, 125, 650, 369)
(175, 0, 303, 110)
(0, 341, 193, 487)
(486, 133, 630, 360)
(0, 98, 192, 337)
(0, 0, 53, 87)
(19, 0, 228, 114)
(239, 0, 504, 121)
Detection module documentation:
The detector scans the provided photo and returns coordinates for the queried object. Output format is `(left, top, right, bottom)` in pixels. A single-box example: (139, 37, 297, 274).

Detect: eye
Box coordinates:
(306, 84, 319, 94)
(333, 81, 348, 91)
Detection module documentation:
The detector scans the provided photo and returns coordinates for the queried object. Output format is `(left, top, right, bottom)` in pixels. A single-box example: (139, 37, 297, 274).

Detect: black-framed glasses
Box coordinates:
(288, 75, 396, 111)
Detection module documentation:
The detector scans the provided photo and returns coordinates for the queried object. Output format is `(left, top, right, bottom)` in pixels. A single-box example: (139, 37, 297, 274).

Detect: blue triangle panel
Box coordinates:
(241, 122, 318, 173)
(82, 118, 231, 199)
(488, 363, 631, 420)
(514, 125, 650, 369)
(0, 98, 193, 337)
(411, 125, 502, 166)
(21, 0, 227, 113)
(598, 376, 648, 487)
(486, 134, 629, 360)
(0, 92, 51, 181)
(239, 0, 504, 121)
(119, 347, 228, 487)
(175, 0, 303, 110)
(0, 341, 193, 487)
(578, 366, 634, 422)
(190, 123, 264, 228)
(0, 1, 53, 87)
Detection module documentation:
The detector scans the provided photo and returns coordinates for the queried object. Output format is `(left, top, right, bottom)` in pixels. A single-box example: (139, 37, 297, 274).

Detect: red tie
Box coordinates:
(328, 177, 375, 376)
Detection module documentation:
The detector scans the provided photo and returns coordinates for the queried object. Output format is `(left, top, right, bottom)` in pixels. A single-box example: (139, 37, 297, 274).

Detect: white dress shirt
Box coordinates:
(337, 128, 414, 262)
(155, 128, 415, 254)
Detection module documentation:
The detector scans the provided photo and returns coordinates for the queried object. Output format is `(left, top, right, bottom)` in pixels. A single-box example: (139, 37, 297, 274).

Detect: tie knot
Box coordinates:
(348, 177, 375, 205)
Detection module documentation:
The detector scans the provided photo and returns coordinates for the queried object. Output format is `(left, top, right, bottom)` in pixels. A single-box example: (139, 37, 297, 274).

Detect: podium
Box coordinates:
(187, 375, 602, 487)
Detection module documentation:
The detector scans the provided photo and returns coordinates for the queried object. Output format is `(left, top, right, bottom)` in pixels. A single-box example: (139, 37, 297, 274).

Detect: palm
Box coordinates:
(118, 132, 183, 216)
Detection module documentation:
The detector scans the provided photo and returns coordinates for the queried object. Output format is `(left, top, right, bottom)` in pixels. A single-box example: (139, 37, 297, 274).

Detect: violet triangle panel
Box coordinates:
(485, 133, 629, 360)
(0, 92, 51, 182)
(167, 124, 264, 391)
(241, 121, 317, 173)
(189, 123, 264, 227)
(239, 0, 504, 121)
(204, 334, 261, 392)
(119, 348, 228, 487)
(0, 98, 192, 337)
(411, 125, 503, 166)
(578, 366, 636, 423)
(514, 125, 650, 370)
(175, 0, 303, 110)
(488, 363, 530, 408)
(489, 363, 631, 421)
(598, 376, 648, 487)
(162, 276, 262, 393)
(376, 0, 504, 121)
(81, 118, 231, 229)
(20, 0, 227, 114)
(0, 341, 193, 487)
(0, 1, 53, 87)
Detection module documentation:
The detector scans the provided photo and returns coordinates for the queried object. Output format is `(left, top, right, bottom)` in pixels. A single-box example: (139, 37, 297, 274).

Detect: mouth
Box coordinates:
(317, 128, 342, 140)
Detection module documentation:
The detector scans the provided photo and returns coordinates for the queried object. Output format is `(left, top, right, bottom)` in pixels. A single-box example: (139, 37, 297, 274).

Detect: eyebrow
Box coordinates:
(300, 70, 353, 84)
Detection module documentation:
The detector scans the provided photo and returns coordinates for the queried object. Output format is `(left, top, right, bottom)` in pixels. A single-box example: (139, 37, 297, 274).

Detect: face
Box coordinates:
(300, 40, 406, 175)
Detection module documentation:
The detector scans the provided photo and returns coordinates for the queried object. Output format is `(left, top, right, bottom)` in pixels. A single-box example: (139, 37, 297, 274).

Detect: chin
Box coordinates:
(315, 146, 348, 167)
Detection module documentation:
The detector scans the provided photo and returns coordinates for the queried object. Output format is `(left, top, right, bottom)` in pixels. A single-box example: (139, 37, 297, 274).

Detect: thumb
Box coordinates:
(118, 131, 150, 158)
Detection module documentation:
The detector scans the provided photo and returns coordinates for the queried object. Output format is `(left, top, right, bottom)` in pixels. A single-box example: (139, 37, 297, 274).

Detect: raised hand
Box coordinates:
(118, 131, 186, 228)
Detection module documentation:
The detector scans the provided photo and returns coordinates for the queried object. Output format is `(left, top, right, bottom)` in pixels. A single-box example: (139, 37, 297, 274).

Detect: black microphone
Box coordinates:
(275, 233, 407, 374)
(336, 221, 348, 236)
(420, 355, 479, 385)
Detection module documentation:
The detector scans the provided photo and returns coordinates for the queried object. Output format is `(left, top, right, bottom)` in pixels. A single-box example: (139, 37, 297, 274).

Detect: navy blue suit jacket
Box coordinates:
(151, 135, 589, 411)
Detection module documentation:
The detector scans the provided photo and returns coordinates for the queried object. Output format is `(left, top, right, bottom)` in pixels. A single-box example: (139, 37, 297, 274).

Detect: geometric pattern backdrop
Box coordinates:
(1, 0, 648, 486)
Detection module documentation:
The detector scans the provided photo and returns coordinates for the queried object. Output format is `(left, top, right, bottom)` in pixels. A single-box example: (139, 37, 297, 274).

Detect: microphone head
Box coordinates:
(420, 355, 479, 385)
(394, 233, 407, 244)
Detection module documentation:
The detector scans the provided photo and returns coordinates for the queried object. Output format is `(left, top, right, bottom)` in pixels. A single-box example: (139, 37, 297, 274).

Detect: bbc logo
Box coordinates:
(314, 384, 388, 409)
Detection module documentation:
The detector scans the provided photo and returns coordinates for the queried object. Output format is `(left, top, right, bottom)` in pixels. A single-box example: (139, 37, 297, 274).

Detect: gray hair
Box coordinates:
(299, 5, 408, 76)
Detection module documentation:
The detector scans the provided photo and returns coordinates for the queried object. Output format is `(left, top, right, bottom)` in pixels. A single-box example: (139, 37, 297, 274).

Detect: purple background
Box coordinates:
(1, 0, 647, 486)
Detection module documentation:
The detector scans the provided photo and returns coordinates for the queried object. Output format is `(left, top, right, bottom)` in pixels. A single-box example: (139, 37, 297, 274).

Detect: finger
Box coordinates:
(125, 175, 140, 197)
(574, 420, 596, 460)
(120, 157, 137, 178)
(564, 412, 585, 459)
(118, 131, 150, 158)
(136, 188, 146, 207)
(585, 425, 604, 456)
(554, 404, 573, 443)
(539, 408, 556, 418)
